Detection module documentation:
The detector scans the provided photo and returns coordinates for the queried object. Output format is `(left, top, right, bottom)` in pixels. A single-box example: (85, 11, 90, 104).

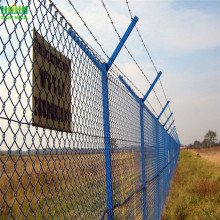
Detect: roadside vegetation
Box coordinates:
(187, 130, 219, 149)
(190, 146, 220, 166)
(162, 149, 220, 220)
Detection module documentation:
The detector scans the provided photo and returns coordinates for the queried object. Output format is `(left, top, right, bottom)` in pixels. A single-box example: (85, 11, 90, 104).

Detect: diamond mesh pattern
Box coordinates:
(0, 0, 180, 219)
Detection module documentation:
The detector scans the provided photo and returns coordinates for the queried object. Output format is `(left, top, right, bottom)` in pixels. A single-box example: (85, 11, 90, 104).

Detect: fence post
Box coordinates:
(140, 71, 162, 219)
(101, 63, 114, 220)
(155, 121, 160, 219)
(140, 100, 147, 220)
(101, 16, 138, 219)
(68, 28, 114, 218)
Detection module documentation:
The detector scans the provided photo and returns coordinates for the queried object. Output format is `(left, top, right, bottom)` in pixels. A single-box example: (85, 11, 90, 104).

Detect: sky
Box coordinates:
(0, 0, 219, 146)
(51, 0, 220, 145)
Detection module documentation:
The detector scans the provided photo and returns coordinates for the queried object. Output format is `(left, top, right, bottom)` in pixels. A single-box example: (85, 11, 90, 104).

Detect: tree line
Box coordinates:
(188, 130, 219, 148)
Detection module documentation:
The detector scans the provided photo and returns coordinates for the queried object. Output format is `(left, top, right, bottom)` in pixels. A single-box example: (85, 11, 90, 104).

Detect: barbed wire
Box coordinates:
(110, 65, 160, 118)
(65, 0, 110, 61)
(48, 0, 171, 124)
(62, 0, 160, 118)
(47, 0, 106, 64)
(48, 0, 139, 95)
(125, 0, 174, 123)
(99, 0, 166, 115)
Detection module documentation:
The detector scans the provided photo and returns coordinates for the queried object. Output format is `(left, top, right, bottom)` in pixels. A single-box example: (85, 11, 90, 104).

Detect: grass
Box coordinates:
(162, 150, 220, 220)
(0, 151, 142, 219)
(190, 146, 220, 166)
(0, 153, 107, 219)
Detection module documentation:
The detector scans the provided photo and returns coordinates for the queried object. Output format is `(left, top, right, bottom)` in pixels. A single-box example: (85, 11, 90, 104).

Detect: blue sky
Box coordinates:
(1, 0, 219, 145)
(51, 0, 220, 145)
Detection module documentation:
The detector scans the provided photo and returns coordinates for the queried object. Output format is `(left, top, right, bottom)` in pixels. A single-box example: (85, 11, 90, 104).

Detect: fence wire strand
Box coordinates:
(100, 0, 167, 120)
(0, 0, 180, 219)
(125, 0, 175, 124)
(65, 0, 160, 119)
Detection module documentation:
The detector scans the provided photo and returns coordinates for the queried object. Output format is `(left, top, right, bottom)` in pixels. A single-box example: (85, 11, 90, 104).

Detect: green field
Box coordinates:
(162, 150, 220, 220)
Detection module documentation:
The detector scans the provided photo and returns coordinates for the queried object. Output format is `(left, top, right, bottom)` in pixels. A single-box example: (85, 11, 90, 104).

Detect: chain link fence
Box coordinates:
(0, 0, 180, 219)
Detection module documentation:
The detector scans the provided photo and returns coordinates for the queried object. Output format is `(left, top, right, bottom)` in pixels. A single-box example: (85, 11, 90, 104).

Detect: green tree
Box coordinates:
(193, 140, 201, 148)
(188, 144, 193, 148)
(204, 130, 217, 147)
(202, 139, 208, 148)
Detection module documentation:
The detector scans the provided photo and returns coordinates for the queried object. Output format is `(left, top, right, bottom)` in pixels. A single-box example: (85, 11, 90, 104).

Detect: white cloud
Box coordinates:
(162, 69, 220, 144)
(46, 0, 220, 145)
(2, 0, 217, 145)
(126, 0, 220, 54)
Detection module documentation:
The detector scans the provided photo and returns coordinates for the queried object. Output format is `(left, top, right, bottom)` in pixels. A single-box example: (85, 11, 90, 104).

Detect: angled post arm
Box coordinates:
(106, 16, 138, 71)
(157, 100, 170, 120)
(163, 112, 173, 128)
(142, 71, 162, 103)
(167, 120, 174, 132)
